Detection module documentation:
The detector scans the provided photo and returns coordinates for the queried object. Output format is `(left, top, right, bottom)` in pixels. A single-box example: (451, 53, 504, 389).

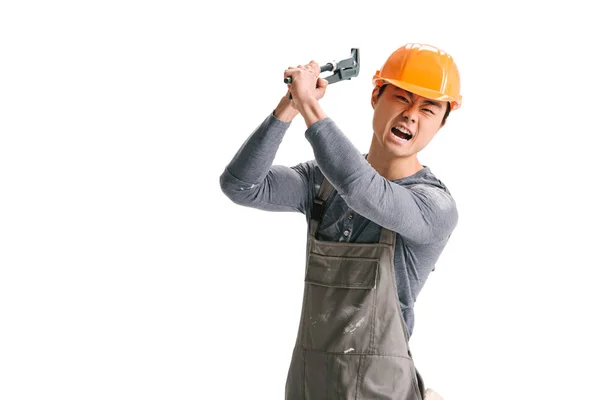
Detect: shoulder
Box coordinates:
(398, 167, 458, 230)
(410, 183, 456, 213)
(398, 167, 455, 204)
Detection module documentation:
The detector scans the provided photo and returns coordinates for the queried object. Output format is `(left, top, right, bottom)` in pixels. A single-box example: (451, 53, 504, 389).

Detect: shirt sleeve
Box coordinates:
(219, 113, 312, 214)
(304, 117, 458, 244)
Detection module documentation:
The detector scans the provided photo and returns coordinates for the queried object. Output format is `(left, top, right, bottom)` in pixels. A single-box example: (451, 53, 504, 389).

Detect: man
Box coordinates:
(219, 43, 461, 399)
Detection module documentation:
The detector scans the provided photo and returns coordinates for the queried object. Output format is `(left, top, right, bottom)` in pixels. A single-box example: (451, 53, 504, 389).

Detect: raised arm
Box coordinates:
(219, 95, 311, 214)
(305, 118, 457, 244)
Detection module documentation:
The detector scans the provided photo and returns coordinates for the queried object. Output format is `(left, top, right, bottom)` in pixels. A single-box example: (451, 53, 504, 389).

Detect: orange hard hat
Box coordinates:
(372, 43, 462, 110)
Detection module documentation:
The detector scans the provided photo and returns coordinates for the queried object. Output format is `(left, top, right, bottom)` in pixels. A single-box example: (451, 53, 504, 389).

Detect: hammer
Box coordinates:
(285, 48, 360, 98)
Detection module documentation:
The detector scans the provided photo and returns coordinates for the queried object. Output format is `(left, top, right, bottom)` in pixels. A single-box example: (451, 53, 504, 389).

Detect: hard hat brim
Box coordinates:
(375, 78, 462, 110)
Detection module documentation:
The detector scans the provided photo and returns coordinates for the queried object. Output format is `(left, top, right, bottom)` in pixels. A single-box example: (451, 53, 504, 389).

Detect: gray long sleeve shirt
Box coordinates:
(219, 113, 458, 338)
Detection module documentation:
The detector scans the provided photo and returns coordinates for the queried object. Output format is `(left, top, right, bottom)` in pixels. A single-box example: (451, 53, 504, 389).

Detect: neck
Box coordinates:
(366, 142, 423, 180)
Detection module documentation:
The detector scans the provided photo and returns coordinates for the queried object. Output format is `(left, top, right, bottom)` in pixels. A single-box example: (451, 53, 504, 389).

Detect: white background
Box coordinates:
(1, 1, 599, 399)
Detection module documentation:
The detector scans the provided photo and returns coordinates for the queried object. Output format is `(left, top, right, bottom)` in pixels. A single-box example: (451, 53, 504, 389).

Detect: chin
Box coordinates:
(383, 146, 410, 159)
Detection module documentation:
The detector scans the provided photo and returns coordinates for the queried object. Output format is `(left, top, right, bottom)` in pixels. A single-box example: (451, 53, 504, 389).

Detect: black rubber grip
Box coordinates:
(320, 63, 334, 73)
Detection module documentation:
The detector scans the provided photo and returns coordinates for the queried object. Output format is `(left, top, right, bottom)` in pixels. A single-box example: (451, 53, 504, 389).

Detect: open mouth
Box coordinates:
(391, 126, 413, 142)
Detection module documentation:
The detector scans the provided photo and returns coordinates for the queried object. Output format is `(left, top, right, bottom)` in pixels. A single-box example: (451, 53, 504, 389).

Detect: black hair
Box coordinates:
(377, 84, 451, 126)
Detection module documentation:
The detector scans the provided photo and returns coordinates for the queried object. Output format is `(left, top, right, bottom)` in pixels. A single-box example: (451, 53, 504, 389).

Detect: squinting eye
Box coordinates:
(397, 96, 409, 102)
(423, 108, 434, 114)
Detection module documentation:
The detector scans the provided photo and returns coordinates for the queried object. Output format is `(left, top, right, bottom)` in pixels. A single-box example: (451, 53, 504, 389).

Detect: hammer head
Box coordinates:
(325, 48, 360, 84)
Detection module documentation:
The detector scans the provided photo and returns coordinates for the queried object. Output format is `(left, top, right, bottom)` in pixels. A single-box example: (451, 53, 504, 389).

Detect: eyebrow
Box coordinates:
(397, 89, 442, 109)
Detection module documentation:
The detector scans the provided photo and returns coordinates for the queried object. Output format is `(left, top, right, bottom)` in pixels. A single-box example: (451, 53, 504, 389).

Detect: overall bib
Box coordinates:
(285, 177, 424, 400)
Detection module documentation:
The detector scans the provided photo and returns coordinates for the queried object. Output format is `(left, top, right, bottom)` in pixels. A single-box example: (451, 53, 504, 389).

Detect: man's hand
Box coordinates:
(283, 61, 329, 127)
(284, 61, 329, 108)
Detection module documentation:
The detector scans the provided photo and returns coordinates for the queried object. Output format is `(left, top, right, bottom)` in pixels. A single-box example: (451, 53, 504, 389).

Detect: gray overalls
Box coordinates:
(285, 178, 424, 400)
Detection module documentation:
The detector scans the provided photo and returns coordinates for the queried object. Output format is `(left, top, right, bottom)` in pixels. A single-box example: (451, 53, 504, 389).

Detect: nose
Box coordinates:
(401, 104, 418, 124)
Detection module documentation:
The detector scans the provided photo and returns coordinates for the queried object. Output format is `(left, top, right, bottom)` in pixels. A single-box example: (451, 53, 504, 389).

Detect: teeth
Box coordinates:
(394, 126, 411, 135)
(392, 126, 413, 140)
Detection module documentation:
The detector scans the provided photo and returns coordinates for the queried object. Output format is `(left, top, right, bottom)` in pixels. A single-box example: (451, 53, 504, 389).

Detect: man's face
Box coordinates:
(371, 84, 446, 158)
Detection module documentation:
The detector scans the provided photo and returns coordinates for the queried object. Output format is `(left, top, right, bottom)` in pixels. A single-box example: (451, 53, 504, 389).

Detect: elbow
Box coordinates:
(219, 169, 257, 206)
(219, 170, 232, 198)
(219, 169, 241, 203)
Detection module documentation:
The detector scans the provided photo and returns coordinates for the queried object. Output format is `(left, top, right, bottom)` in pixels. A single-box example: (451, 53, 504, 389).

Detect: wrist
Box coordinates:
(273, 95, 299, 122)
(297, 97, 327, 128)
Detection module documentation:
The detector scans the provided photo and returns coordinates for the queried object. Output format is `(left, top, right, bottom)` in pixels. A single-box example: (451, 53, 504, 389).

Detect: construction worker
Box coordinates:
(219, 43, 461, 399)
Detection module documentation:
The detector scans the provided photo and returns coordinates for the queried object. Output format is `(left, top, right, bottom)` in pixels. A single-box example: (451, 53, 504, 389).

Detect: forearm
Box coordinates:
(224, 99, 293, 184)
(273, 94, 299, 122)
(296, 97, 328, 128)
(304, 118, 394, 210)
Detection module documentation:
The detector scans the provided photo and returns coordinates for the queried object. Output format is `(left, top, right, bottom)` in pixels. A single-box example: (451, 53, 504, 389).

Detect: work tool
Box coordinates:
(284, 48, 360, 99)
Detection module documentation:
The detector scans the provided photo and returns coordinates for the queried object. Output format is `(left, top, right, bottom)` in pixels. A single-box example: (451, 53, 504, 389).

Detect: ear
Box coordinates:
(371, 87, 380, 109)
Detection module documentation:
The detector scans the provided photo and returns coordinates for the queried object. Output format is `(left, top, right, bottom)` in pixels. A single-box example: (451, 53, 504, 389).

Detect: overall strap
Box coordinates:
(378, 227, 396, 246)
(309, 176, 334, 238)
